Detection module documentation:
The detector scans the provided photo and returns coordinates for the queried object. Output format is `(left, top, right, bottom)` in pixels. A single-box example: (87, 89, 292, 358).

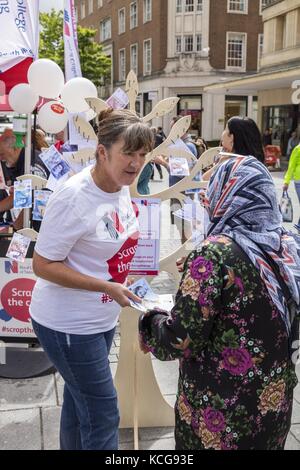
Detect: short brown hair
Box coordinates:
(97, 108, 154, 155)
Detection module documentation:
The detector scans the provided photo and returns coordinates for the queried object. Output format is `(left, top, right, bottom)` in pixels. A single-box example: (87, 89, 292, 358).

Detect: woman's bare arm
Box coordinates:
(32, 251, 141, 307)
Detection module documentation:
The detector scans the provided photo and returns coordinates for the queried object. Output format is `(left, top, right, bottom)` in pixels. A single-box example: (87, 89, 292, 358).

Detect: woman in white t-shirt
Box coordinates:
(29, 109, 154, 450)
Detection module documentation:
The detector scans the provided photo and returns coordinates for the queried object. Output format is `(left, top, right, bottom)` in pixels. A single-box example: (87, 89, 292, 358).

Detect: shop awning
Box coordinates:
(203, 65, 300, 95)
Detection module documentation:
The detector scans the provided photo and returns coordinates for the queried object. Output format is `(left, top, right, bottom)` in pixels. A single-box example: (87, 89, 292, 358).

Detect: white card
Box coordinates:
(6, 233, 31, 263)
(32, 190, 52, 221)
(13, 179, 32, 209)
(169, 157, 190, 176)
(40, 145, 71, 180)
(106, 88, 129, 110)
(128, 278, 158, 301)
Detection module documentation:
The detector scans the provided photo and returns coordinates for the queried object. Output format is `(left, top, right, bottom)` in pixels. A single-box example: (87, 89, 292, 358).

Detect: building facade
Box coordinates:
(75, 0, 263, 141)
(205, 0, 300, 154)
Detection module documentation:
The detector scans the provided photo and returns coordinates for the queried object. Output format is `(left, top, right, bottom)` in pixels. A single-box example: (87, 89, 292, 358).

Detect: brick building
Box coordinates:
(206, 0, 300, 154)
(75, 0, 264, 141)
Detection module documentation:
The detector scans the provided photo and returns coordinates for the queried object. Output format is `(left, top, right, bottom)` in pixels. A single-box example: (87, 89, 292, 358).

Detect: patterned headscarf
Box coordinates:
(206, 155, 300, 334)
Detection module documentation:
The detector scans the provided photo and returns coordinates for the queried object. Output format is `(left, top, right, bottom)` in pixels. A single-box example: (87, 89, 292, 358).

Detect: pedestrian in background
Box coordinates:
(283, 143, 300, 225)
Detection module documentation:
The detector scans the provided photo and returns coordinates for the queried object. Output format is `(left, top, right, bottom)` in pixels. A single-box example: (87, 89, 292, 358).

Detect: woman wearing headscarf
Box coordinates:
(139, 155, 300, 450)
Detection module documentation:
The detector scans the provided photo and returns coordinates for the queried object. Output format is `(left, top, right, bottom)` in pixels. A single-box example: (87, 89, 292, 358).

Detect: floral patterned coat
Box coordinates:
(139, 235, 298, 450)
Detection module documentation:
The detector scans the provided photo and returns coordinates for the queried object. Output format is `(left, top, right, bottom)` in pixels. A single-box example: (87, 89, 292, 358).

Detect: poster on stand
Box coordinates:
(130, 198, 161, 276)
(0, 257, 36, 340)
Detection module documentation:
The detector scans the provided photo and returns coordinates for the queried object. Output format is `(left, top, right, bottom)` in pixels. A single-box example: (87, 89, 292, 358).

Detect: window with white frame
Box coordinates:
(228, 0, 248, 13)
(257, 33, 264, 68)
(118, 8, 126, 34)
(100, 17, 111, 42)
(119, 49, 126, 81)
(144, 39, 152, 75)
(184, 35, 194, 52)
(175, 36, 182, 53)
(88, 0, 93, 15)
(130, 44, 138, 75)
(176, 0, 183, 13)
(258, 34, 264, 58)
(185, 0, 194, 12)
(260, 0, 268, 14)
(196, 34, 202, 52)
(197, 0, 203, 12)
(97, 0, 103, 7)
(130, 2, 138, 29)
(81, 1, 86, 19)
(175, 34, 204, 54)
(144, 0, 152, 23)
(226, 32, 246, 69)
(176, 0, 203, 14)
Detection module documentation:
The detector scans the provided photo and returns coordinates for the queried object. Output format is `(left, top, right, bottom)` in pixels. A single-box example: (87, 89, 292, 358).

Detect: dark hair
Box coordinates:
(97, 108, 154, 157)
(227, 117, 265, 163)
(171, 116, 181, 125)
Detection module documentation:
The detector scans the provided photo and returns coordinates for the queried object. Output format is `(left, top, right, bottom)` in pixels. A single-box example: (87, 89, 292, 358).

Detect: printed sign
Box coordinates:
(0, 257, 36, 339)
(106, 88, 129, 110)
(130, 198, 161, 276)
(0, 0, 39, 73)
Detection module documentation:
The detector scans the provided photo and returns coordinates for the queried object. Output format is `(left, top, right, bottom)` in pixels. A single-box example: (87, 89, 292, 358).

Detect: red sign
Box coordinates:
(1, 278, 36, 323)
(51, 103, 65, 114)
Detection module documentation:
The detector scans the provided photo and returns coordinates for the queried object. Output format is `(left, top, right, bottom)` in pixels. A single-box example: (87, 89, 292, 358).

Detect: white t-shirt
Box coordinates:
(30, 166, 139, 334)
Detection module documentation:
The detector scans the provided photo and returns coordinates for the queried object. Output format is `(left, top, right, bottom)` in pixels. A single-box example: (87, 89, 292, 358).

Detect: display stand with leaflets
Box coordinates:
(0, 114, 54, 377)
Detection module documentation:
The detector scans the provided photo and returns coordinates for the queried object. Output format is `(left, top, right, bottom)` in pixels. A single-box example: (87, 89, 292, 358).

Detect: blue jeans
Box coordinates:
(31, 319, 119, 450)
(295, 182, 300, 225)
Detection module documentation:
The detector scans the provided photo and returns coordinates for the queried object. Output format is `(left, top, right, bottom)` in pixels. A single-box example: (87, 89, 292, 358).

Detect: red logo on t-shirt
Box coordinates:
(107, 233, 139, 284)
(110, 211, 125, 234)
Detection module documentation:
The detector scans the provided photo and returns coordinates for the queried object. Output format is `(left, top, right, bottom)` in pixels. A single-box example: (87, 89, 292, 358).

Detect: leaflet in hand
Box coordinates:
(6, 233, 31, 263)
(127, 278, 174, 313)
(13, 179, 32, 209)
(32, 190, 52, 221)
(40, 145, 71, 180)
(106, 88, 129, 110)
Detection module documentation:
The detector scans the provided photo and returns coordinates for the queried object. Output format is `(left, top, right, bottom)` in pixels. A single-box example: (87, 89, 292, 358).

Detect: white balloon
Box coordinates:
(61, 77, 97, 113)
(8, 84, 39, 114)
(28, 59, 65, 99)
(37, 101, 69, 134)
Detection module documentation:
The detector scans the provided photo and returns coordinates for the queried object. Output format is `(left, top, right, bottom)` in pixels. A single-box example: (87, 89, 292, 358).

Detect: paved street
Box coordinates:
(0, 169, 300, 450)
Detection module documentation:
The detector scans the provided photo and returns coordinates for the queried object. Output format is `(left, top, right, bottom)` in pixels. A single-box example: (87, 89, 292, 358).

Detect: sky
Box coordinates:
(40, 0, 63, 12)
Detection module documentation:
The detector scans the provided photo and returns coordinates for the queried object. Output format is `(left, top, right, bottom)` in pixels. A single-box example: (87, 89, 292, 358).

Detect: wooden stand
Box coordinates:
(114, 305, 175, 450)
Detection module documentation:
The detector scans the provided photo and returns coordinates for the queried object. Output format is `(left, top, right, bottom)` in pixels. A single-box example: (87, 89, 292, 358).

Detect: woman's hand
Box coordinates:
(139, 333, 151, 354)
(283, 184, 289, 192)
(152, 155, 168, 168)
(106, 282, 141, 308)
(126, 277, 135, 287)
(176, 257, 186, 273)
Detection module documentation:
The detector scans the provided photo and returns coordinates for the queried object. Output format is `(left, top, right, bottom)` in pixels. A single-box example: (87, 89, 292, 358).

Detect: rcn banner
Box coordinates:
(64, 0, 81, 81)
(64, 0, 84, 145)
(0, 0, 39, 109)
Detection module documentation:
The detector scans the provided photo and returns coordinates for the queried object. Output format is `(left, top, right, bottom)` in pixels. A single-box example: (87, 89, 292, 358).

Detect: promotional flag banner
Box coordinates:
(64, 0, 84, 145)
(0, 0, 40, 109)
(63, 0, 82, 81)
